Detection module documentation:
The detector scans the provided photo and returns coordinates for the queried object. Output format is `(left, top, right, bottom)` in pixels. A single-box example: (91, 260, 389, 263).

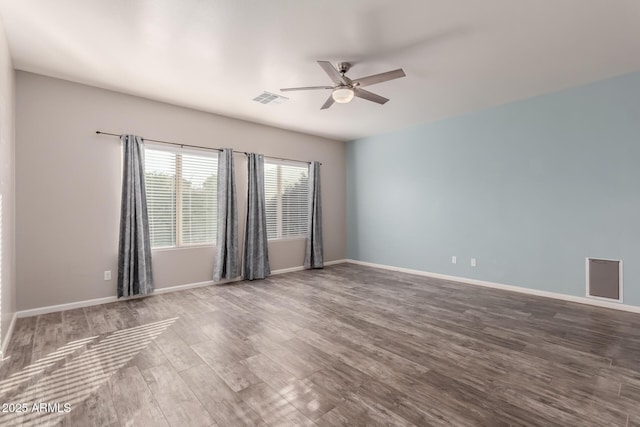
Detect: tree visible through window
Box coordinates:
(144, 147, 217, 248)
(264, 161, 309, 239)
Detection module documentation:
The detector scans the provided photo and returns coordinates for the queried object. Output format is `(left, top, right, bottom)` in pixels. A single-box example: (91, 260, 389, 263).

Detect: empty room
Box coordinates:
(1, 0, 640, 426)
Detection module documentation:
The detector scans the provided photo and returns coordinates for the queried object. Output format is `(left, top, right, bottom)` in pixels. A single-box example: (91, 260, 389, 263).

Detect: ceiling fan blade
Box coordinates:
(353, 69, 406, 87)
(320, 95, 335, 110)
(280, 86, 332, 92)
(317, 61, 346, 85)
(354, 88, 389, 105)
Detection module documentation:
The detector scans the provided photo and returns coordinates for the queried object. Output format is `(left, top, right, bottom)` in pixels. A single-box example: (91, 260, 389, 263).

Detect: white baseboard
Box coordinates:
(155, 279, 218, 294)
(1, 312, 18, 360)
(16, 278, 249, 318)
(345, 259, 640, 314)
(17, 295, 119, 318)
(15, 259, 349, 319)
(271, 266, 305, 275)
(271, 259, 347, 275)
(324, 259, 348, 267)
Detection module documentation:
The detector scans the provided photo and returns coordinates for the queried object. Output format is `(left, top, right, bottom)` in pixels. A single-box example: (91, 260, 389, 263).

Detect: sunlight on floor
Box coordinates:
(0, 317, 178, 426)
(0, 335, 97, 395)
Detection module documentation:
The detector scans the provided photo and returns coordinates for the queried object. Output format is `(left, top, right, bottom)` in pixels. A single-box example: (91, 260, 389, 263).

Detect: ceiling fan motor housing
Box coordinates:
(337, 62, 352, 75)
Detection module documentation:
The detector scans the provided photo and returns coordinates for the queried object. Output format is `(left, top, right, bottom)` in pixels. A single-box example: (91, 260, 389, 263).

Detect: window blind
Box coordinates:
(264, 161, 309, 239)
(144, 146, 218, 248)
(144, 148, 177, 248)
(181, 153, 218, 245)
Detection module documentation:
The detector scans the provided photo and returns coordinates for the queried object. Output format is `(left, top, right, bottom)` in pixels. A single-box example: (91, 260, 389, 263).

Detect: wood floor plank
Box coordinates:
(154, 327, 204, 372)
(62, 308, 93, 342)
(127, 341, 170, 371)
(83, 304, 114, 335)
(238, 382, 306, 425)
(31, 311, 64, 361)
(355, 376, 471, 427)
(9, 316, 37, 347)
(59, 383, 120, 427)
(0, 344, 33, 385)
(261, 341, 325, 379)
(180, 364, 267, 427)
(108, 366, 169, 427)
(306, 361, 369, 400)
(242, 353, 298, 393)
(276, 377, 341, 421)
(316, 391, 417, 427)
(141, 363, 214, 427)
(268, 410, 316, 427)
(190, 334, 257, 371)
(215, 360, 263, 392)
(102, 302, 139, 331)
(621, 382, 640, 402)
(169, 317, 212, 346)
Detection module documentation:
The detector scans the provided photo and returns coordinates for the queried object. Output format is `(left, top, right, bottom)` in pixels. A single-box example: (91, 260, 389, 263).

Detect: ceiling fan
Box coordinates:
(280, 61, 406, 109)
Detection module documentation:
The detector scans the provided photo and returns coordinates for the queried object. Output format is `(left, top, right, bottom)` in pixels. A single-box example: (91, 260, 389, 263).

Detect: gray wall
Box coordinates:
(0, 15, 15, 349)
(347, 71, 640, 307)
(16, 72, 346, 311)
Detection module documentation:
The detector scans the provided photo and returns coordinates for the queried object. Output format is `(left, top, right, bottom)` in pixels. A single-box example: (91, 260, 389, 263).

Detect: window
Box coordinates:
(264, 161, 309, 239)
(144, 146, 218, 248)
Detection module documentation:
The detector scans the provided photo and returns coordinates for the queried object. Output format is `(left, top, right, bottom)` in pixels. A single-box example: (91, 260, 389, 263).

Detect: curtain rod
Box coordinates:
(96, 131, 320, 165)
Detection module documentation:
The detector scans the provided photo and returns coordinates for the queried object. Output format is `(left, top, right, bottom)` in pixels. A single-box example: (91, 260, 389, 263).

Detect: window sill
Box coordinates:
(152, 244, 216, 252)
(267, 237, 307, 243)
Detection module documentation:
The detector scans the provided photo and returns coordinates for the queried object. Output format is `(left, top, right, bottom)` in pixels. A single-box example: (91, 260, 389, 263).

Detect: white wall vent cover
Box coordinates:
(253, 91, 289, 105)
(586, 258, 623, 302)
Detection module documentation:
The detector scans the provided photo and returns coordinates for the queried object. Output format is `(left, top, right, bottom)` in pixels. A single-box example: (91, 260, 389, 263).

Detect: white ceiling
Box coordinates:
(1, 0, 639, 141)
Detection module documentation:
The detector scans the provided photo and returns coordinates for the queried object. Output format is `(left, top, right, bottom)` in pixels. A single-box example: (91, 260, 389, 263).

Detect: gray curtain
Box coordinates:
(242, 153, 270, 280)
(213, 148, 239, 281)
(118, 135, 154, 297)
(304, 161, 324, 269)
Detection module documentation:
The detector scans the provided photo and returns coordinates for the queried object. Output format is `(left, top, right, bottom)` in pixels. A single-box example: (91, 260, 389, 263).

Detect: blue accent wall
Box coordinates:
(347, 72, 640, 306)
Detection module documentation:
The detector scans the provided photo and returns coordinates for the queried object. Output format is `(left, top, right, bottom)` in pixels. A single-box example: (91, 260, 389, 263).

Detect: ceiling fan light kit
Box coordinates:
(332, 87, 355, 103)
(281, 61, 406, 109)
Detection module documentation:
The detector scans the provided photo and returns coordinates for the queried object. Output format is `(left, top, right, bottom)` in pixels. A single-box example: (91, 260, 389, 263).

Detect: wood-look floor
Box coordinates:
(1, 263, 640, 426)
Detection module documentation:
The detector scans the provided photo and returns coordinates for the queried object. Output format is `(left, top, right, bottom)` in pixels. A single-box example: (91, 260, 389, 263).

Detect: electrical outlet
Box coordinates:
(104, 270, 112, 281)
(471, 258, 477, 267)
(451, 256, 457, 264)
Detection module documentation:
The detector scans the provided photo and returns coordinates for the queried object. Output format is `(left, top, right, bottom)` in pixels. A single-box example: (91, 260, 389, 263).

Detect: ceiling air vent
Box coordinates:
(253, 91, 289, 105)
